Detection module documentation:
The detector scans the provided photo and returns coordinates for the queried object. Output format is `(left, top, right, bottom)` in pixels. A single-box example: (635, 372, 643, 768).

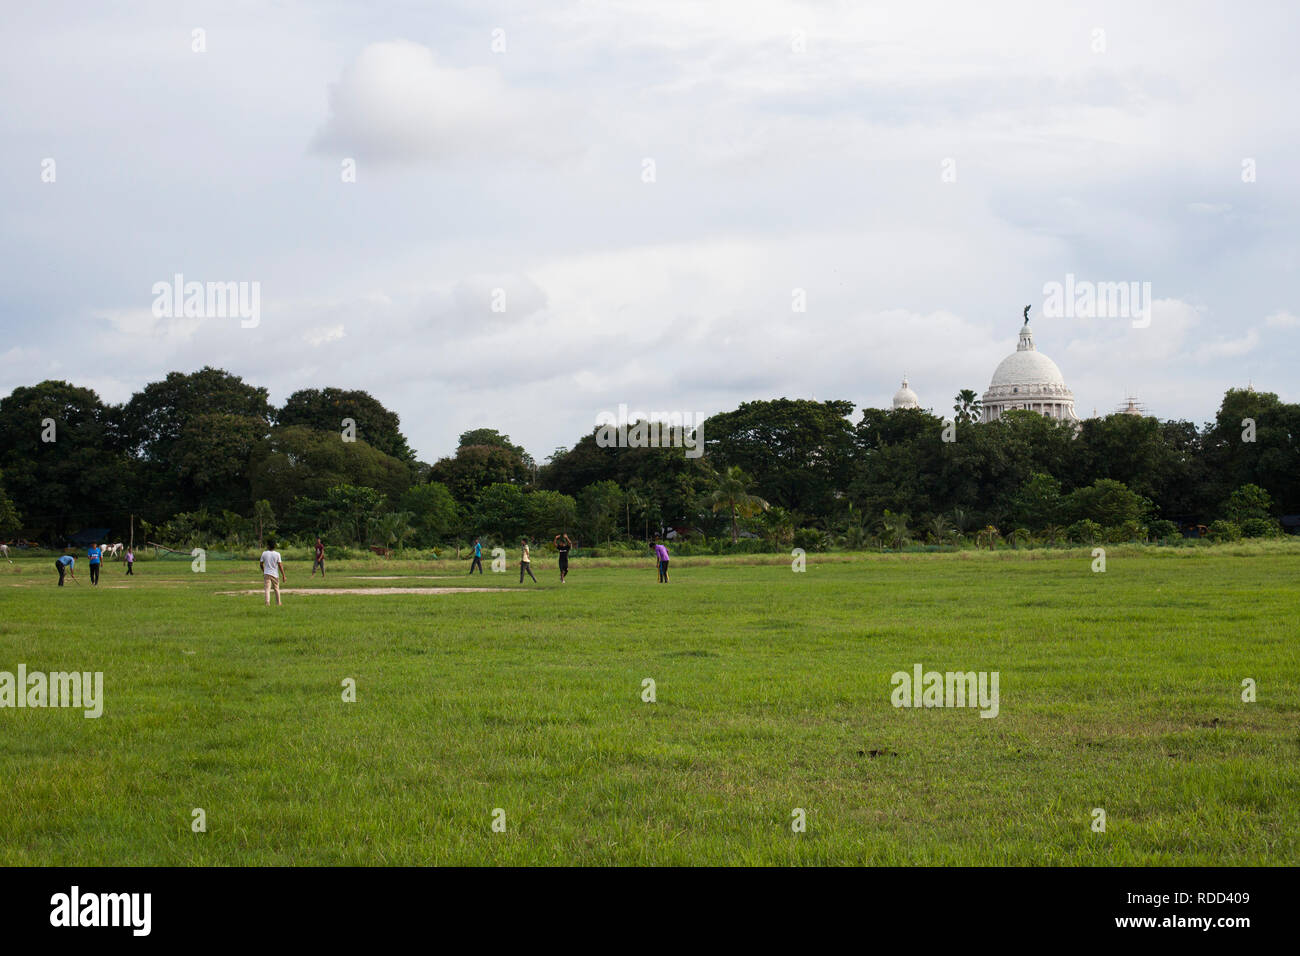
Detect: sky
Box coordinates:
(2, 0, 1296, 464)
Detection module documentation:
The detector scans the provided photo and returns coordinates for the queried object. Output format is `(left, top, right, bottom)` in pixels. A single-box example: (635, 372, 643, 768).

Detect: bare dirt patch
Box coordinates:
(344, 575, 457, 580)
(218, 587, 514, 596)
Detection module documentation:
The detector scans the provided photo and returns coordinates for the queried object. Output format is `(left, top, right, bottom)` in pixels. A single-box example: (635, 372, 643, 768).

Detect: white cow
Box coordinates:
(0, 543, 8, 559)
(102, 543, 124, 560)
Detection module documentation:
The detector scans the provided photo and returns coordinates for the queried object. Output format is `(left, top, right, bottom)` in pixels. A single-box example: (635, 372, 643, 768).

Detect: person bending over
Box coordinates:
(653, 540, 670, 583)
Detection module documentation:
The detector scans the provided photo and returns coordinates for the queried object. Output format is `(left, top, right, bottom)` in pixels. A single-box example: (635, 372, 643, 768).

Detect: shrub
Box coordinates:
(793, 527, 827, 552)
(1106, 519, 1147, 543)
(1206, 519, 1241, 542)
(1066, 519, 1103, 544)
(1148, 519, 1179, 542)
(1240, 517, 1281, 539)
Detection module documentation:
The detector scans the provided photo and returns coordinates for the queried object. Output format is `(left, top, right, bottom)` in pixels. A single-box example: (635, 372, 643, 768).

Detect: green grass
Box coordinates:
(2, 544, 1298, 865)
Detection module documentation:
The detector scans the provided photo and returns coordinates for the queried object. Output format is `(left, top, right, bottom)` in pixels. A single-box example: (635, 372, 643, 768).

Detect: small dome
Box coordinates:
(892, 376, 920, 410)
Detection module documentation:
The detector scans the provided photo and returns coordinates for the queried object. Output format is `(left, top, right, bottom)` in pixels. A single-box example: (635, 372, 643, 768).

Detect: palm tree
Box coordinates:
(706, 466, 770, 543)
(927, 514, 953, 545)
(950, 507, 971, 533)
(375, 511, 416, 551)
(953, 389, 982, 425)
(1039, 524, 1066, 548)
(880, 510, 912, 549)
(761, 505, 796, 546)
(975, 525, 1001, 550)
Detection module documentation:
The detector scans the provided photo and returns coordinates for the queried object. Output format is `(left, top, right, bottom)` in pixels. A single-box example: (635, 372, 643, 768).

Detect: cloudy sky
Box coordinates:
(2, 0, 1296, 463)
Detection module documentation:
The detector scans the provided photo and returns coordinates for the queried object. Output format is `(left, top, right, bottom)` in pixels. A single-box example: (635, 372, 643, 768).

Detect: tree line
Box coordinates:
(0, 367, 1295, 552)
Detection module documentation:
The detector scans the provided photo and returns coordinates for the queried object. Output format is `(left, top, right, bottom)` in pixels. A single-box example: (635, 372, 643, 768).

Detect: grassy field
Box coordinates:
(2, 543, 1298, 866)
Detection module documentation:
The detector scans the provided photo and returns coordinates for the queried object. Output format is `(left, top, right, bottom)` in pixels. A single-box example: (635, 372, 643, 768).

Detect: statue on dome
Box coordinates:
(1023, 304, 1031, 325)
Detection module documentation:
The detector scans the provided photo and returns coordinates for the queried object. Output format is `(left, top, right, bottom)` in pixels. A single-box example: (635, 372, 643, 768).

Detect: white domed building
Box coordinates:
(892, 376, 921, 410)
(981, 318, 1079, 423)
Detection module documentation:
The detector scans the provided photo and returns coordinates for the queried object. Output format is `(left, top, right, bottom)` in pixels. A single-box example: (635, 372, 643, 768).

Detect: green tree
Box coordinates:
(278, 388, 415, 464)
(120, 367, 272, 515)
(252, 499, 276, 545)
(458, 428, 527, 457)
(431, 443, 530, 504)
(1200, 388, 1299, 516)
(580, 480, 623, 543)
(1010, 473, 1064, 530)
(953, 389, 982, 425)
(926, 513, 953, 545)
(879, 510, 912, 549)
(1064, 479, 1149, 527)
(703, 399, 855, 517)
(399, 482, 459, 544)
(291, 484, 387, 545)
(250, 426, 410, 518)
(374, 511, 417, 550)
(0, 470, 21, 538)
(171, 412, 267, 513)
(760, 505, 797, 546)
(1066, 519, 1103, 544)
(527, 489, 578, 539)
(473, 483, 528, 542)
(0, 381, 131, 539)
(706, 466, 770, 543)
(1220, 483, 1272, 524)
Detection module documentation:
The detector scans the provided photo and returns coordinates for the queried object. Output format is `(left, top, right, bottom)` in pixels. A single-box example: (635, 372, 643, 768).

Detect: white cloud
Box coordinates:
(4, 1, 1300, 458)
(1193, 330, 1261, 361)
(311, 40, 572, 166)
(304, 324, 346, 347)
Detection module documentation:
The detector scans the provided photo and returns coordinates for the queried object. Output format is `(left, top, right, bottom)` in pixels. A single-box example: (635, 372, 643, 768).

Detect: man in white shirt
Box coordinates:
(259, 539, 287, 606)
(519, 537, 537, 583)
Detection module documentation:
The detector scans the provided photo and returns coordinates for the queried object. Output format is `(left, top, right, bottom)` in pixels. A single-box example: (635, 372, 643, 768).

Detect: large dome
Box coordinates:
(981, 319, 1079, 424)
(892, 376, 920, 410)
(989, 347, 1066, 388)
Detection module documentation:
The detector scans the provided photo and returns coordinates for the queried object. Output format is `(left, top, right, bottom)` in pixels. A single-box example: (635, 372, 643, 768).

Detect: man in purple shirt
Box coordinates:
(653, 540, 670, 583)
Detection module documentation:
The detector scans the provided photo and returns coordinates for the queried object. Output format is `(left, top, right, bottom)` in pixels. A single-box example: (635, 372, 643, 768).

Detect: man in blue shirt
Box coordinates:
(468, 538, 484, 574)
(87, 543, 102, 585)
(55, 554, 76, 586)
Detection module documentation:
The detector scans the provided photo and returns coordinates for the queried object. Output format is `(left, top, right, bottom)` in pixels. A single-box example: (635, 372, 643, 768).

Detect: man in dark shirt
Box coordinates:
(553, 534, 573, 583)
(311, 538, 326, 577)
